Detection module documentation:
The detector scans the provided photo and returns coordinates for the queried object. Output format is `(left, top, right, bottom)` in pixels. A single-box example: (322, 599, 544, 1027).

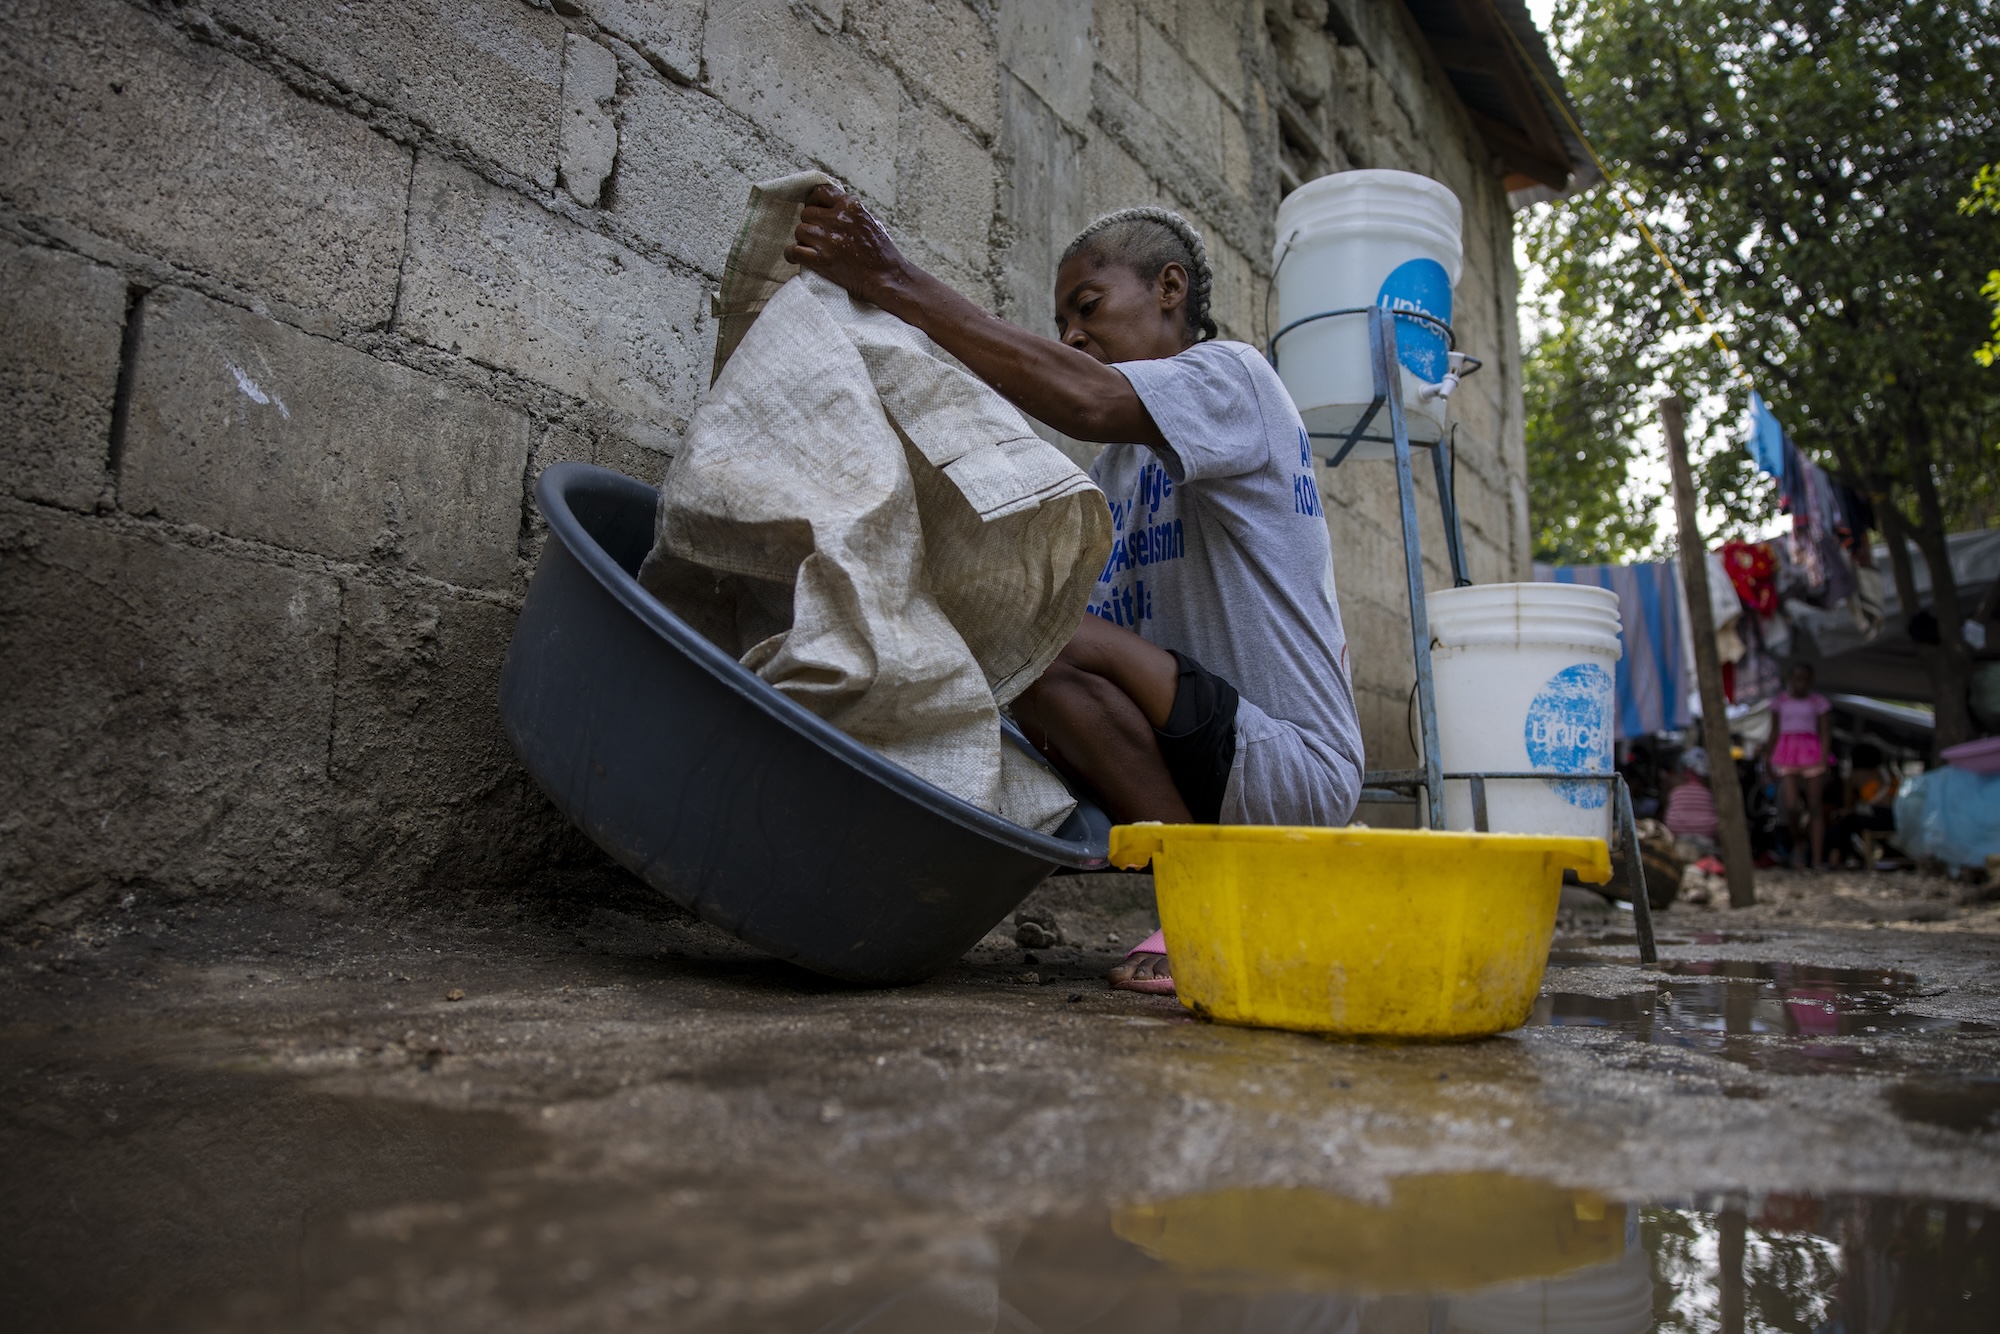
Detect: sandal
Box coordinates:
(1111, 928, 1176, 995)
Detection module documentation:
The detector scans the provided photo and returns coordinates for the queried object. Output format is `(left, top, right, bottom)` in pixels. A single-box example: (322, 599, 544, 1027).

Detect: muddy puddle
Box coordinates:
(4, 1043, 1995, 1331)
(1530, 958, 1997, 1077)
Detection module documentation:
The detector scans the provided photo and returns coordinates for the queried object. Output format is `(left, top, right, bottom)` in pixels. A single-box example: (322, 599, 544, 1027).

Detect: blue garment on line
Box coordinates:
(1746, 391, 1787, 481)
(1535, 562, 1692, 740)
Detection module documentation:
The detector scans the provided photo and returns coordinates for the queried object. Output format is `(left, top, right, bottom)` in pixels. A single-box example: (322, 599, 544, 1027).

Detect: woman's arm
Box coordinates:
(784, 185, 1167, 448)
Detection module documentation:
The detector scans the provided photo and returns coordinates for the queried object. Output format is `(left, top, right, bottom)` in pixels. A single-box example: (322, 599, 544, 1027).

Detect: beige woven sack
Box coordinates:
(639, 173, 1111, 831)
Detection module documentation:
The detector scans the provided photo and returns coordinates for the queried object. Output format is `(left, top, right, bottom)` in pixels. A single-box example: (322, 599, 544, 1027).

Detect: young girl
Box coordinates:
(787, 188, 1364, 992)
(1764, 663, 1833, 869)
(1661, 746, 1720, 857)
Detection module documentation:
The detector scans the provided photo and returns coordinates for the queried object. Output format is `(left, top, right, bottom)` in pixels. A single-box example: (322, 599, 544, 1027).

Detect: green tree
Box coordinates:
(1526, 0, 2000, 746)
(1965, 163, 2000, 368)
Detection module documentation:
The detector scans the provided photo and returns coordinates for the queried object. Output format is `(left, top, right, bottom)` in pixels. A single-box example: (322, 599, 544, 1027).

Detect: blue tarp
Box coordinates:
(1894, 767, 2000, 869)
(1535, 562, 1693, 740)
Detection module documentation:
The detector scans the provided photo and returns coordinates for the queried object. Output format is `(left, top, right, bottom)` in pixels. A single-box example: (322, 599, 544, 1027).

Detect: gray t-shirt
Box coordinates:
(1089, 339, 1363, 826)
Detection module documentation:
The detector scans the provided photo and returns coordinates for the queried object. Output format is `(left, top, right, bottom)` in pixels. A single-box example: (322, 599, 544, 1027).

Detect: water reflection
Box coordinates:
(6, 1043, 1993, 1331)
(1529, 960, 1995, 1074)
(815, 1181, 1995, 1333)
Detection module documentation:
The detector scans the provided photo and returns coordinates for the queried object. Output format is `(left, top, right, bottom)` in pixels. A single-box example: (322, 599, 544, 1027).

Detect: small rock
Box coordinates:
(445, 988, 465, 1002)
(1014, 907, 1065, 948)
(1016, 971, 1040, 985)
(1067, 993, 1083, 1003)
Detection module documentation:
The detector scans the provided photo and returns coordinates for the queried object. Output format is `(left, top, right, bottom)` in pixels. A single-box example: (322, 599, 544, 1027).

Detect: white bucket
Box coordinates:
(1272, 170, 1463, 458)
(1427, 583, 1623, 841)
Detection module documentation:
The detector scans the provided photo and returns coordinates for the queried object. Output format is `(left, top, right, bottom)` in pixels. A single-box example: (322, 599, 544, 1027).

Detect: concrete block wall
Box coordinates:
(1, 0, 1529, 928)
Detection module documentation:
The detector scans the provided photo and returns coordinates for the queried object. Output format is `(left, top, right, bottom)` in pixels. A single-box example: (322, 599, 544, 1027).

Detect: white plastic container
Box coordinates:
(1427, 583, 1623, 841)
(1272, 170, 1463, 457)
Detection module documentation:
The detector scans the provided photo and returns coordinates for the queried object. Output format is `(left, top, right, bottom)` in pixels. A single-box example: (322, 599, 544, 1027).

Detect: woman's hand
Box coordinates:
(786, 184, 913, 310)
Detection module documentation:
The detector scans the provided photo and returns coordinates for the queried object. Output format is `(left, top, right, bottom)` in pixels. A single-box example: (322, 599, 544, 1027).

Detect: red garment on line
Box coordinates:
(1719, 540, 1777, 616)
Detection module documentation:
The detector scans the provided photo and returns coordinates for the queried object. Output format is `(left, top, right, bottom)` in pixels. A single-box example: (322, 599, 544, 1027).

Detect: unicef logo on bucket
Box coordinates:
(1523, 662, 1614, 808)
(1376, 258, 1452, 383)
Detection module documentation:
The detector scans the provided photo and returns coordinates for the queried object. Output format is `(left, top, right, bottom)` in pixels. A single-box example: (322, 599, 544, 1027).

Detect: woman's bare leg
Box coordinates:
(1011, 615, 1185, 824)
(1012, 615, 1186, 988)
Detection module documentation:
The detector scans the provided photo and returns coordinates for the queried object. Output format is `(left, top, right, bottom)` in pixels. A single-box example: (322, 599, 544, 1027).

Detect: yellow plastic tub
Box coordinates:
(1113, 1173, 1624, 1293)
(1109, 824, 1611, 1038)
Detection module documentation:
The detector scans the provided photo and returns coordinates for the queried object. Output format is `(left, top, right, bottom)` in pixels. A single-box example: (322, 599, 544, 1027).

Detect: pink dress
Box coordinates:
(1770, 692, 1830, 774)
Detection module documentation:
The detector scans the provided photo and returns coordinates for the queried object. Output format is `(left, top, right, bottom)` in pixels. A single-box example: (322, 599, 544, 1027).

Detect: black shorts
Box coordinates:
(1155, 650, 1240, 824)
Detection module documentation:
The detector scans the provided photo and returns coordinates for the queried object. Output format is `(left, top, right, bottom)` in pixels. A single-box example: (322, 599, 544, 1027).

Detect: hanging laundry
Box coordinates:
(1744, 391, 1788, 480)
(1779, 435, 1811, 519)
(1834, 481, 1875, 555)
(1533, 562, 1692, 739)
(1704, 552, 1746, 663)
(1719, 540, 1778, 616)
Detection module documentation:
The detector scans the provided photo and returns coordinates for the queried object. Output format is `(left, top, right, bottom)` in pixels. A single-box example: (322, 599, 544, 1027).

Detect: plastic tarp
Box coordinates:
(1533, 561, 1692, 739)
(1790, 527, 2000, 701)
(1893, 767, 2000, 868)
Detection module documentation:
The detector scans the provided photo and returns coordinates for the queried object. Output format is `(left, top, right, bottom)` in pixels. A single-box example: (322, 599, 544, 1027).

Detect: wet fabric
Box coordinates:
(1092, 340, 1364, 826)
(1534, 561, 1692, 739)
(1745, 391, 1787, 479)
(1719, 541, 1778, 616)
(1154, 650, 1239, 824)
(639, 171, 1112, 832)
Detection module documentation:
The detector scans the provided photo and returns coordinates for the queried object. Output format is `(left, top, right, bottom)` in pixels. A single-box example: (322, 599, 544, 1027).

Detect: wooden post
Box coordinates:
(1662, 395, 1757, 908)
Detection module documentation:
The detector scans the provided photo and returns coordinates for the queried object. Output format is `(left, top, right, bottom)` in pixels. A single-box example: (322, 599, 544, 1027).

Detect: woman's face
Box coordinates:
(1052, 252, 1191, 365)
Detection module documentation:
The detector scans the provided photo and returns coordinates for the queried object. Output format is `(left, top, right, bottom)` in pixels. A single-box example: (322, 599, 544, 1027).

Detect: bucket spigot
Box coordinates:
(1418, 351, 1483, 403)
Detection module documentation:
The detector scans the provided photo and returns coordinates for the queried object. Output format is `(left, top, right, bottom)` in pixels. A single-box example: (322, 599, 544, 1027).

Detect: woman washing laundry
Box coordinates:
(788, 188, 1364, 993)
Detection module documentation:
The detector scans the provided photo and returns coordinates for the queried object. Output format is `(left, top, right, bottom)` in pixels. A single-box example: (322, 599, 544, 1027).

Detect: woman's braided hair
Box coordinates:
(1059, 206, 1218, 344)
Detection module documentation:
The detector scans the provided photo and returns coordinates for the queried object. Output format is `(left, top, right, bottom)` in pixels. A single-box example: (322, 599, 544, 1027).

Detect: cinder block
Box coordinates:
(520, 424, 669, 564)
(575, 0, 705, 83)
(0, 240, 126, 510)
(0, 500, 339, 919)
(1353, 679, 1419, 757)
(613, 74, 801, 277)
(561, 34, 621, 208)
(0, 0, 409, 334)
(1131, 0, 1180, 40)
(704, 0, 905, 206)
(397, 155, 710, 452)
(120, 286, 533, 590)
(1094, 2, 1140, 93)
(1221, 108, 1254, 197)
(904, 108, 997, 285)
(996, 75, 1085, 332)
(1180, 0, 1246, 110)
(1079, 129, 1161, 221)
(196, 0, 565, 189)
(997, 0, 1094, 129)
(1136, 20, 1223, 172)
(1207, 241, 1259, 346)
(850, 0, 999, 136)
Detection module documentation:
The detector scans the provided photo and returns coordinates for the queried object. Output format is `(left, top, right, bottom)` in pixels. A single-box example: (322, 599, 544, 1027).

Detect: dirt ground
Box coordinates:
(4, 862, 1996, 1330)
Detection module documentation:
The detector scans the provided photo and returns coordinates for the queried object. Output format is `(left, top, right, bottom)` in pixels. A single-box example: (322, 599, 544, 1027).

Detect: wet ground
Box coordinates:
(5, 866, 1998, 1331)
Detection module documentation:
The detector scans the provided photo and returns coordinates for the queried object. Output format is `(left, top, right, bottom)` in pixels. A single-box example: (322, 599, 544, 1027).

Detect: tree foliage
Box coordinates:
(1525, 0, 2000, 742)
(1964, 163, 2000, 368)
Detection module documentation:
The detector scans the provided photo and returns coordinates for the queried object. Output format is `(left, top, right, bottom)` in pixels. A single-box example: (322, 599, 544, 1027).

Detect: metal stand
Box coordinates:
(1270, 307, 1656, 963)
